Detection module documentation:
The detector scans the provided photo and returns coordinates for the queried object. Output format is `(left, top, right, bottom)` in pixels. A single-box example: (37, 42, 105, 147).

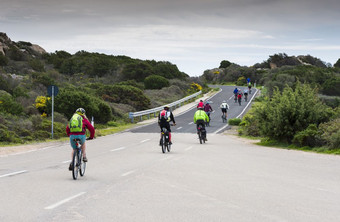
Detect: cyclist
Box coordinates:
(66, 108, 95, 170)
(158, 106, 176, 145)
(244, 88, 249, 101)
(248, 82, 252, 93)
(233, 87, 239, 102)
(237, 92, 243, 105)
(204, 101, 213, 124)
(197, 99, 204, 109)
(220, 100, 229, 119)
(193, 107, 209, 141)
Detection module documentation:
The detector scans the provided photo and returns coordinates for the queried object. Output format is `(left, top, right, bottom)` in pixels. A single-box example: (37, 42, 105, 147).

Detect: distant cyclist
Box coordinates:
(244, 88, 249, 101)
(248, 82, 252, 93)
(220, 100, 229, 119)
(66, 108, 95, 170)
(204, 101, 213, 120)
(193, 107, 209, 141)
(197, 99, 204, 109)
(158, 106, 176, 145)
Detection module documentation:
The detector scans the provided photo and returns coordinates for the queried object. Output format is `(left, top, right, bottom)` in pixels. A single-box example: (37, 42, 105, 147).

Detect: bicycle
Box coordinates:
(244, 94, 248, 102)
(221, 112, 227, 123)
(197, 123, 206, 144)
(205, 112, 211, 127)
(238, 97, 242, 106)
(234, 94, 237, 103)
(71, 138, 89, 180)
(160, 127, 171, 153)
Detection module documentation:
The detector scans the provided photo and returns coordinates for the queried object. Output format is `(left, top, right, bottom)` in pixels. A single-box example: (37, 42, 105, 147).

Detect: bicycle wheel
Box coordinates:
(198, 130, 203, 144)
(167, 141, 171, 152)
(79, 150, 86, 177)
(161, 134, 166, 153)
(72, 149, 79, 180)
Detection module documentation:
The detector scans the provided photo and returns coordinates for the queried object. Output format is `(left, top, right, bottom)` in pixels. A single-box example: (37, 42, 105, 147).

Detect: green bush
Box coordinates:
(144, 75, 170, 89)
(319, 118, 340, 149)
(254, 82, 332, 142)
(33, 130, 51, 140)
(0, 90, 24, 115)
(50, 87, 113, 123)
(228, 118, 242, 126)
(239, 110, 261, 137)
(292, 124, 323, 147)
(29, 59, 45, 72)
(97, 84, 150, 110)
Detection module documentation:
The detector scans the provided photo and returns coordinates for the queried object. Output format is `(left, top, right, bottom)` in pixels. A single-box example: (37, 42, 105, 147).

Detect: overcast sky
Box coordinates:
(1, 0, 340, 76)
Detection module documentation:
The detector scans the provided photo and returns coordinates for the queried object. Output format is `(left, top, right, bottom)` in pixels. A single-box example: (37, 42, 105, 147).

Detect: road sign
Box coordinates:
(47, 85, 59, 97)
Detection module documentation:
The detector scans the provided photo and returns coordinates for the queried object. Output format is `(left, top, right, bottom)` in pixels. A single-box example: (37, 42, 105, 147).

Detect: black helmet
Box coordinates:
(76, 108, 85, 115)
(164, 106, 169, 110)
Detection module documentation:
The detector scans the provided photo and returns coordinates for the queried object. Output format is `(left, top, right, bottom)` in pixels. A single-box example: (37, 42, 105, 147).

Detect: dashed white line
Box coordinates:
(177, 127, 183, 130)
(121, 170, 136, 177)
(140, 139, 150, 143)
(188, 122, 194, 125)
(45, 192, 86, 210)
(111, 147, 126, 152)
(62, 160, 71, 164)
(0, 170, 28, 178)
(185, 146, 193, 151)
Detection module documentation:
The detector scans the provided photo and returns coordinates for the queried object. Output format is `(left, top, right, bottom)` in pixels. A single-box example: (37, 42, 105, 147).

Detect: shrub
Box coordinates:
(144, 75, 169, 89)
(236, 76, 246, 86)
(0, 90, 24, 115)
(254, 82, 332, 142)
(50, 87, 113, 123)
(96, 84, 150, 111)
(292, 124, 323, 147)
(239, 111, 261, 137)
(228, 118, 242, 126)
(319, 118, 340, 149)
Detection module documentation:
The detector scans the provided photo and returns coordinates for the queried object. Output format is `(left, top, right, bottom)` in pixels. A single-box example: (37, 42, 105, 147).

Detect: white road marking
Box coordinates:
(188, 122, 194, 125)
(213, 124, 229, 134)
(185, 146, 193, 151)
(214, 88, 258, 134)
(45, 192, 86, 210)
(140, 139, 150, 143)
(177, 127, 183, 130)
(0, 170, 28, 178)
(111, 147, 126, 152)
(62, 160, 71, 164)
(121, 170, 136, 177)
(236, 88, 258, 119)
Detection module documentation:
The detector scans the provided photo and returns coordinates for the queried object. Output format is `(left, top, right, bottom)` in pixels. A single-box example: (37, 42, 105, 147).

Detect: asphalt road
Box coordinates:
(1, 86, 340, 222)
(131, 85, 258, 134)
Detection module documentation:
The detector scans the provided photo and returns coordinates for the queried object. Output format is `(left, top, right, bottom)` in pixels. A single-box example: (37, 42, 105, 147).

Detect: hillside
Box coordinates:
(0, 32, 198, 144)
(201, 53, 340, 100)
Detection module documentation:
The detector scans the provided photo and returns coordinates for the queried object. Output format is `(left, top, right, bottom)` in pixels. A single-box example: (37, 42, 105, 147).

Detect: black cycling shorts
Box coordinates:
(159, 122, 171, 132)
(221, 108, 227, 113)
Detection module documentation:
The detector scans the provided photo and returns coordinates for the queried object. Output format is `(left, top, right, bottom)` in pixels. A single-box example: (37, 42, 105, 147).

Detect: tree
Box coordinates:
(219, 60, 231, 68)
(334, 58, 340, 68)
(144, 75, 169, 89)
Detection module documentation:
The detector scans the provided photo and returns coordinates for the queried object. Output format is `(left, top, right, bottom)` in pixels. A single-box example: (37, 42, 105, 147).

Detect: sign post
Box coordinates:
(47, 85, 59, 139)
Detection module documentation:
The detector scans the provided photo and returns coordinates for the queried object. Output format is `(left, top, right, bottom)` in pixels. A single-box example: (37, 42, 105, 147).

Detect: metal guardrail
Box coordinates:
(129, 91, 202, 123)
